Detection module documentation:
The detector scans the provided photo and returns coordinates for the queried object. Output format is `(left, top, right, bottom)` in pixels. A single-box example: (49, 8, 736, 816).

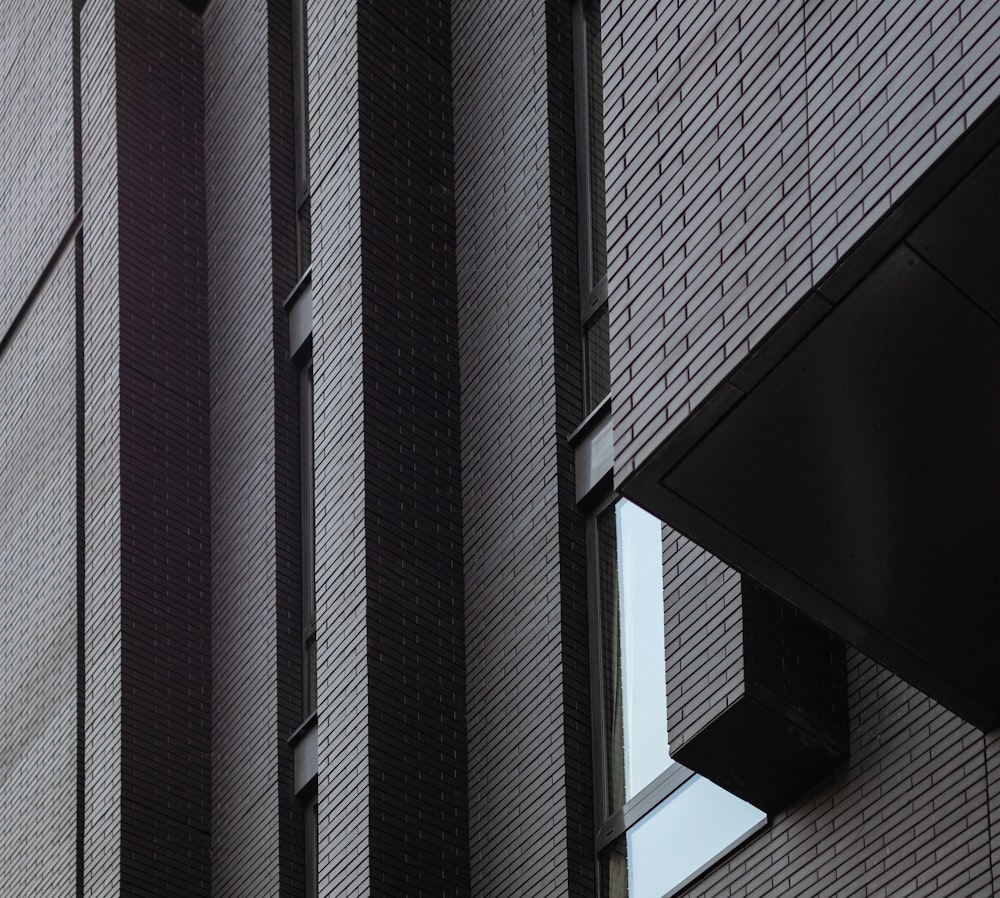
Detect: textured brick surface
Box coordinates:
(356, 3, 469, 893)
(667, 552, 848, 813)
(664, 529, 997, 896)
(606, 0, 1000, 485)
(203, 0, 302, 894)
(6, 3, 1000, 898)
(311, 1, 469, 894)
(805, 0, 1000, 280)
(308, 1, 369, 892)
(81, 1, 211, 894)
(0, 0, 75, 338)
(454, 0, 593, 894)
(663, 528, 745, 760)
(988, 730, 1000, 888)
(0, 11, 80, 893)
(80, 3, 124, 891)
(740, 578, 847, 755)
(682, 649, 995, 897)
(0, 250, 78, 897)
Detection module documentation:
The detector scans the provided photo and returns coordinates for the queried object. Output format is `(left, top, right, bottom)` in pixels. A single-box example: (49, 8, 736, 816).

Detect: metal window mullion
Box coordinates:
(582, 274, 608, 326)
(587, 512, 611, 829)
(300, 362, 316, 715)
(595, 765, 699, 853)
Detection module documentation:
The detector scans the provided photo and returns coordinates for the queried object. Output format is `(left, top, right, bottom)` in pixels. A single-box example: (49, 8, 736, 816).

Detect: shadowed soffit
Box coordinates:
(624, 101, 1000, 731)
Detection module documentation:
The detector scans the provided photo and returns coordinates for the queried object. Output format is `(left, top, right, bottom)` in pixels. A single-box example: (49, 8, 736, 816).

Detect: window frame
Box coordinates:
(571, 1, 767, 891)
(292, 0, 312, 274)
(572, 0, 610, 414)
(300, 356, 317, 717)
(588, 493, 697, 842)
(302, 783, 319, 898)
(586, 494, 769, 897)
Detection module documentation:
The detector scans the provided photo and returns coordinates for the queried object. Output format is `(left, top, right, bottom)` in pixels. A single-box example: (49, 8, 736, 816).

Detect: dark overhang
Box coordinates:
(624, 100, 1000, 731)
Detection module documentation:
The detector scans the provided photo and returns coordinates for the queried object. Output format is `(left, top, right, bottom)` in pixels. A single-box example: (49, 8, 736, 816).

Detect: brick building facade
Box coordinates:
(2, 1, 998, 896)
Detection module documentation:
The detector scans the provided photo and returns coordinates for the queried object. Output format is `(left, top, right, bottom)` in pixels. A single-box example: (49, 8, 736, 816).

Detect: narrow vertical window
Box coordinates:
(596, 504, 625, 815)
(292, 0, 311, 274)
(292, 354, 319, 897)
(291, 6, 317, 893)
(615, 500, 671, 799)
(589, 500, 766, 898)
(300, 360, 316, 715)
(304, 790, 319, 898)
(573, 0, 610, 415)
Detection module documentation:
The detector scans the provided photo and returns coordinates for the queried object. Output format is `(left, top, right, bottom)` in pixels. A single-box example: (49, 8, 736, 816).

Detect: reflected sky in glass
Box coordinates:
(627, 776, 767, 898)
(616, 499, 671, 798)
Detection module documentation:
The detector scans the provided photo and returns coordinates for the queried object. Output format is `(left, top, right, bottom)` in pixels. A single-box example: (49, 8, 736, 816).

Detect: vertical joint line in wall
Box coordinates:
(71, 3, 85, 895)
(73, 228, 86, 898)
(800, 0, 814, 274)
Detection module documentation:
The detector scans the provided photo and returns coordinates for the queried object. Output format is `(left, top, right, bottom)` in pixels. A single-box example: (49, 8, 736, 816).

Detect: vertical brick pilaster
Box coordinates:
(203, 0, 302, 893)
(81, 2, 211, 894)
(80, 3, 123, 890)
(309, 0, 368, 889)
(356, 2, 469, 892)
(453, 0, 592, 893)
(311, 1, 469, 893)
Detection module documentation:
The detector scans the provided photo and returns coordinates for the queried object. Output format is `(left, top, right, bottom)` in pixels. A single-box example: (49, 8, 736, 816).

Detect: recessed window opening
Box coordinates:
(589, 499, 766, 898)
(292, 0, 311, 275)
(573, 0, 610, 415)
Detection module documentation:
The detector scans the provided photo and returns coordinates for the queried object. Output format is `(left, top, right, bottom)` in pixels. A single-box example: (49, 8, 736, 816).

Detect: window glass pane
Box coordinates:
(598, 504, 625, 813)
(627, 776, 766, 898)
(616, 499, 671, 798)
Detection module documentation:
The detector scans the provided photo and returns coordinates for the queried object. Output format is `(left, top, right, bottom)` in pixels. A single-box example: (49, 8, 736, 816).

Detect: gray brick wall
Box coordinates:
(454, 0, 592, 894)
(0, 250, 78, 897)
(663, 529, 998, 896)
(0, 14, 80, 889)
(663, 528, 745, 760)
(6, 3, 997, 898)
(203, 0, 302, 893)
(308, 0, 369, 891)
(80, 1, 124, 891)
(0, 0, 75, 338)
(682, 650, 996, 897)
(606, 0, 1000, 485)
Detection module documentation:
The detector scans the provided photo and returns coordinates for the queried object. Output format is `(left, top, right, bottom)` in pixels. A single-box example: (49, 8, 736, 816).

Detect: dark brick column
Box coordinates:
(310, 1, 469, 893)
(81, 2, 211, 894)
(453, 0, 593, 894)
